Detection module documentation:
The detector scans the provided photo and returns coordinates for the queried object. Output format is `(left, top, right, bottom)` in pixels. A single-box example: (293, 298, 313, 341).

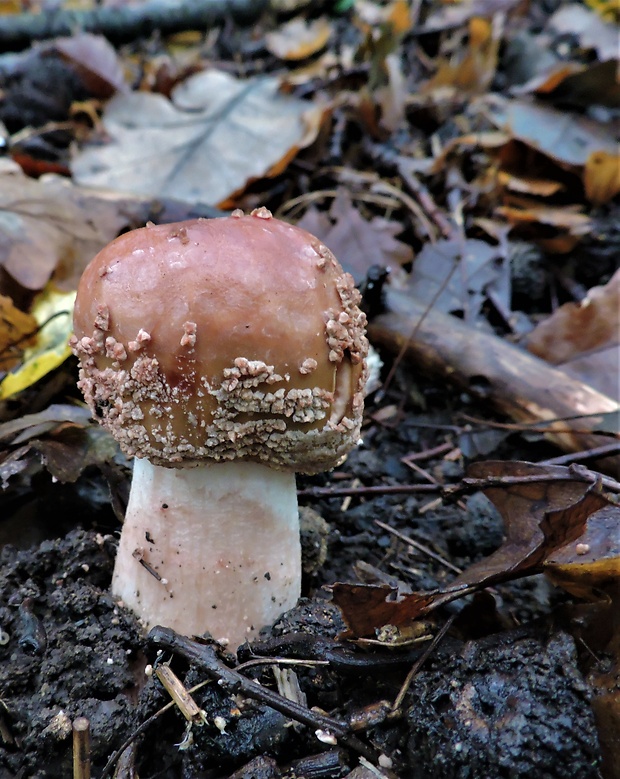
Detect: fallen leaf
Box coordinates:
(71, 70, 323, 207)
(0, 165, 223, 292)
(331, 582, 442, 638)
(584, 150, 620, 205)
(265, 17, 332, 61)
(516, 61, 620, 111)
(52, 33, 129, 97)
(496, 171, 563, 197)
(424, 16, 501, 95)
(487, 97, 618, 169)
(548, 4, 620, 61)
(0, 403, 118, 483)
(295, 190, 413, 282)
(332, 461, 615, 637)
(0, 286, 76, 401)
(544, 504, 620, 600)
(407, 238, 509, 324)
(0, 296, 37, 372)
(496, 203, 591, 253)
(526, 269, 620, 397)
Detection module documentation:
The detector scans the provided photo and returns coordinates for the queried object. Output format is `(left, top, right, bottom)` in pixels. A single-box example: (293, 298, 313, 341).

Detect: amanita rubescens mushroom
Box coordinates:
(71, 207, 368, 648)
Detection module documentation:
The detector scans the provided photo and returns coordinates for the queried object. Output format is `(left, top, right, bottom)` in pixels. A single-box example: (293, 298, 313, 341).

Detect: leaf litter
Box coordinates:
(0, 0, 618, 776)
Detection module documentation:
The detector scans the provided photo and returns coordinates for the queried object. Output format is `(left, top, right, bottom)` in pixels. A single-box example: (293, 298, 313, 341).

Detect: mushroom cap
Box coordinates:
(72, 208, 368, 473)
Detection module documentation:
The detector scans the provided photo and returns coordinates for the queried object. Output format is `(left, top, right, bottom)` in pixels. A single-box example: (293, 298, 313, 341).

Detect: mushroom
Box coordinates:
(71, 208, 368, 648)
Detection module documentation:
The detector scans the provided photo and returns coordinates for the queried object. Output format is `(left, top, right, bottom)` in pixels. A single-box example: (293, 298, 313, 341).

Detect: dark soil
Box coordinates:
(0, 381, 610, 778)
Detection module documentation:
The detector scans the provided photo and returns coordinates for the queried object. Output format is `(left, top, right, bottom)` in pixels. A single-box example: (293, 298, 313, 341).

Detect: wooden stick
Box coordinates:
(72, 717, 91, 779)
(0, 0, 267, 49)
(368, 288, 619, 473)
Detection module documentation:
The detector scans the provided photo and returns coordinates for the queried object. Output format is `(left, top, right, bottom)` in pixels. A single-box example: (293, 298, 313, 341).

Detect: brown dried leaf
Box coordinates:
(526, 269, 620, 397)
(71, 70, 323, 207)
(496, 203, 591, 253)
(330, 583, 441, 638)
(448, 461, 611, 589)
(332, 461, 614, 638)
(516, 61, 620, 111)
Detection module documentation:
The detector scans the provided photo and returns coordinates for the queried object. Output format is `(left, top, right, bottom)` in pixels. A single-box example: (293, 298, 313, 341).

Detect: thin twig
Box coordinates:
(148, 627, 379, 762)
(299, 465, 620, 501)
(375, 520, 462, 575)
(391, 614, 457, 712)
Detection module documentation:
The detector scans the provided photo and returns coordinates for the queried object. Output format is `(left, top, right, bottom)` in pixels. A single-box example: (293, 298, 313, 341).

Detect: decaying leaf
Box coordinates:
(71, 70, 324, 207)
(0, 165, 222, 292)
(0, 403, 118, 484)
(407, 237, 509, 324)
(295, 190, 413, 282)
(333, 461, 616, 638)
(0, 296, 37, 372)
(526, 269, 620, 398)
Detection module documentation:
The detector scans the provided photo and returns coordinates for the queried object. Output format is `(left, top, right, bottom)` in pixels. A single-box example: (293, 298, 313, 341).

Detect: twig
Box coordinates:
(541, 442, 620, 467)
(100, 679, 212, 778)
(0, 0, 267, 49)
(148, 627, 379, 762)
(375, 520, 462, 575)
(298, 465, 620, 501)
(391, 613, 457, 712)
(72, 717, 91, 779)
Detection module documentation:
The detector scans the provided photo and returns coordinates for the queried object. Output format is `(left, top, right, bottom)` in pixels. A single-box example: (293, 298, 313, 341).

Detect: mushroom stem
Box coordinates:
(111, 458, 301, 648)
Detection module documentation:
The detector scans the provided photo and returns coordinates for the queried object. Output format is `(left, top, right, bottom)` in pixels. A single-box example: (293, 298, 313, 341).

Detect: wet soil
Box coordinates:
(0, 383, 608, 779)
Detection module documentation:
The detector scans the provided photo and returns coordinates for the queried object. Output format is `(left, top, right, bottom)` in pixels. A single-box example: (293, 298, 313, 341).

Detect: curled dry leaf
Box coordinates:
(526, 269, 620, 398)
(264, 16, 332, 61)
(71, 70, 324, 207)
(52, 32, 128, 97)
(332, 460, 616, 638)
(487, 97, 618, 168)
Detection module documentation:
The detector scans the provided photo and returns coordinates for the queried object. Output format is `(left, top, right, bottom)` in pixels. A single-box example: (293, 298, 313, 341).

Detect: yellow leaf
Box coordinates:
(584, 150, 620, 205)
(0, 287, 76, 400)
(0, 296, 37, 372)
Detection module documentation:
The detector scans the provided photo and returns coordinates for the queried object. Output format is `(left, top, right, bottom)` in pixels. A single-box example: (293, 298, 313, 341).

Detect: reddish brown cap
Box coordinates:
(71, 208, 368, 473)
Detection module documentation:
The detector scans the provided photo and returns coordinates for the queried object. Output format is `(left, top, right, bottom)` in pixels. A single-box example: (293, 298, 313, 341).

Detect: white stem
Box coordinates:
(111, 458, 301, 648)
